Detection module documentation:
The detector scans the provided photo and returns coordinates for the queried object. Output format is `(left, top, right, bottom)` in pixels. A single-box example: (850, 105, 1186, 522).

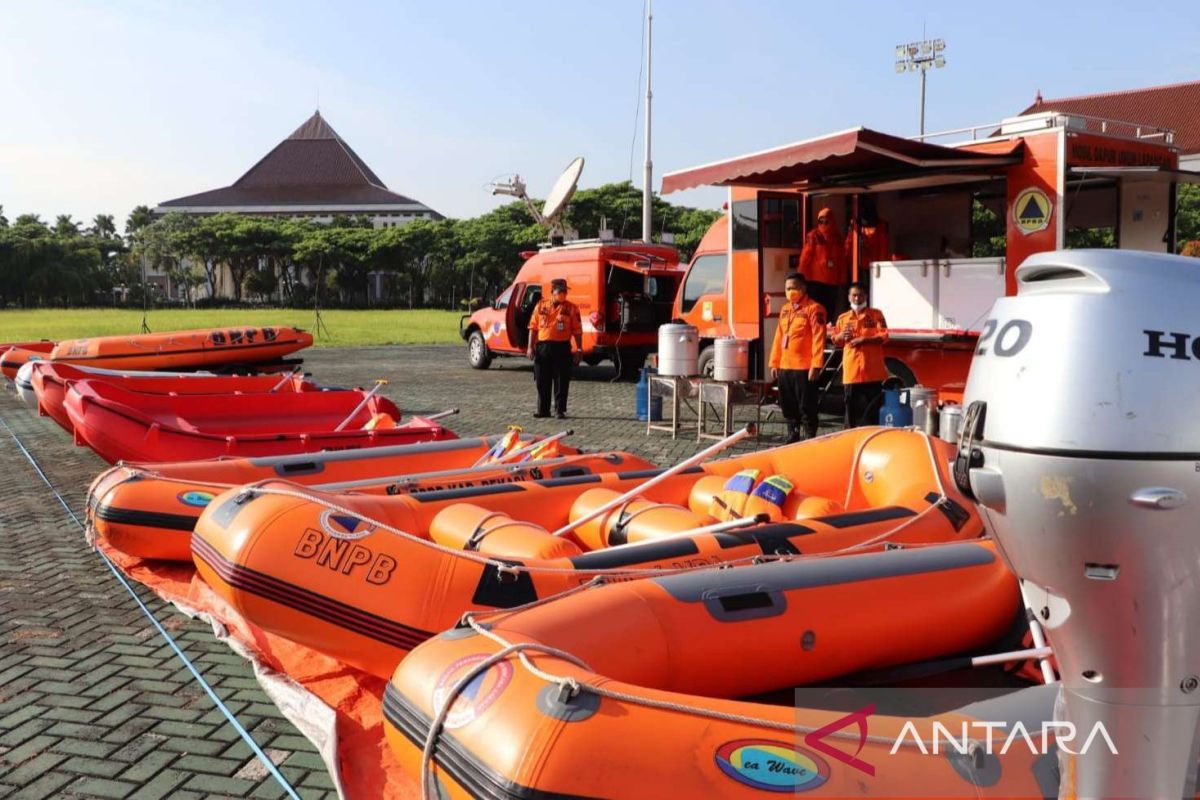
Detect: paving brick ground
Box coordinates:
(0, 343, 839, 799)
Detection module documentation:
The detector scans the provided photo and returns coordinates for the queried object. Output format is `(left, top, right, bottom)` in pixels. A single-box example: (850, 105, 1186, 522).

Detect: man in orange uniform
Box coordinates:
(845, 201, 890, 279)
(769, 273, 827, 443)
(799, 207, 846, 317)
(527, 278, 583, 419)
(833, 282, 889, 428)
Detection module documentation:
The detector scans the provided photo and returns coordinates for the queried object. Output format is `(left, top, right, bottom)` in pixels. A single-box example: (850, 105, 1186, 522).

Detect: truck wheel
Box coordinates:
(583, 354, 603, 367)
(467, 330, 492, 369)
(884, 358, 916, 389)
(697, 346, 715, 378)
(615, 349, 646, 381)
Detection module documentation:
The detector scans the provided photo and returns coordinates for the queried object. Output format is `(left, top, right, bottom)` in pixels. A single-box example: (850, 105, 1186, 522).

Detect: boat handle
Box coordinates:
(1128, 487, 1187, 510)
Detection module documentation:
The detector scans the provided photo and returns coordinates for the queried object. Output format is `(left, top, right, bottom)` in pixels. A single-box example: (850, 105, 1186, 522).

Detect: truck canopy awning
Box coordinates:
(661, 127, 1023, 194)
(1069, 166, 1200, 184)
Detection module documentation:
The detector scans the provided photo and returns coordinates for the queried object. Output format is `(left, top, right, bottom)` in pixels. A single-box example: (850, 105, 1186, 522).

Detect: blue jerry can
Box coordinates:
(636, 367, 663, 421)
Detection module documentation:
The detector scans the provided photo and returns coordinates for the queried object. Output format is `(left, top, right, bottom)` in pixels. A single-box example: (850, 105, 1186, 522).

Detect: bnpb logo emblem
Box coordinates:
(715, 739, 830, 793)
(1012, 187, 1052, 235)
(318, 509, 375, 540)
(431, 654, 514, 729)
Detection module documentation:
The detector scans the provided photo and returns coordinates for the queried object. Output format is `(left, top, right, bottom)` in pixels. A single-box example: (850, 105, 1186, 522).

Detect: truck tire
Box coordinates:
(467, 330, 492, 369)
(884, 357, 916, 389)
(697, 345, 715, 379)
(615, 349, 646, 381)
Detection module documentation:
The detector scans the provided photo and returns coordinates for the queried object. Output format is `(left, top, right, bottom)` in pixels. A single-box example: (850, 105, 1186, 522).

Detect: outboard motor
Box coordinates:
(957, 249, 1200, 799)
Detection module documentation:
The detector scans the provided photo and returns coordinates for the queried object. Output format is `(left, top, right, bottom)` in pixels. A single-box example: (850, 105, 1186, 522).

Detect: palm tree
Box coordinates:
(54, 214, 80, 236)
(125, 205, 154, 240)
(91, 214, 117, 238)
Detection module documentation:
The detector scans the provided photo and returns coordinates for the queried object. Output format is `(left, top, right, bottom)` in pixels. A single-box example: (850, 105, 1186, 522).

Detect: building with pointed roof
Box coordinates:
(156, 111, 441, 226)
(1019, 80, 1200, 169)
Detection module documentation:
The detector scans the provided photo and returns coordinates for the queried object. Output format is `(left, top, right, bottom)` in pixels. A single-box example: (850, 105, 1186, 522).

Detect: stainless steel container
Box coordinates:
(712, 338, 749, 382)
(906, 385, 939, 434)
(938, 403, 963, 442)
(657, 323, 699, 377)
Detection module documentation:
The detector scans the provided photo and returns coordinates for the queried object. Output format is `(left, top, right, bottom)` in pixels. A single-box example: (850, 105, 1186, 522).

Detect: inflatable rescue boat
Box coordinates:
(0, 341, 56, 380)
(88, 433, 645, 561)
(66, 379, 454, 463)
(31, 362, 316, 432)
(192, 428, 982, 678)
(49, 326, 312, 371)
(382, 542, 1050, 799)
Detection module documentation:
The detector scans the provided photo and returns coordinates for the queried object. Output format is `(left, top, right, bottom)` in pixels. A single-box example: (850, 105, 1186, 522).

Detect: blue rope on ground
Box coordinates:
(0, 414, 302, 800)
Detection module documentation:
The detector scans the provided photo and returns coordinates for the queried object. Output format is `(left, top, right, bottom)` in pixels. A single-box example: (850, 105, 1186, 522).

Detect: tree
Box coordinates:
(243, 265, 279, 302)
(91, 214, 117, 238)
(1178, 184, 1200, 255)
(54, 214, 81, 236)
(125, 205, 155, 239)
(136, 212, 202, 304)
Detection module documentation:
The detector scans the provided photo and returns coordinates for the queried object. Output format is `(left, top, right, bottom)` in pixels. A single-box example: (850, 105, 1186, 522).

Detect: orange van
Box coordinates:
(461, 240, 685, 379)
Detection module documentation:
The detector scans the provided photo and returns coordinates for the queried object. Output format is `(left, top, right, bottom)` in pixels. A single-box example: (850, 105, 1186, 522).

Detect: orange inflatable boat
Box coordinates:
(382, 542, 1050, 799)
(50, 325, 311, 371)
(88, 434, 646, 561)
(66, 379, 454, 464)
(0, 341, 56, 379)
(192, 428, 983, 678)
(31, 362, 318, 433)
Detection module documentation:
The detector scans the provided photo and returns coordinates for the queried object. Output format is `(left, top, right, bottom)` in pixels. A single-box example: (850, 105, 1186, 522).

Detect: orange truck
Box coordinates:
(461, 240, 685, 379)
(664, 112, 1198, 397)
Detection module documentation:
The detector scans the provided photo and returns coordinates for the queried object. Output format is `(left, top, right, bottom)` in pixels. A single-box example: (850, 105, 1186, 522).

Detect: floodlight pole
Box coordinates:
(919, 68, 926, 137)
(895, 38, 945, 140)
(642, 0, 653, 244)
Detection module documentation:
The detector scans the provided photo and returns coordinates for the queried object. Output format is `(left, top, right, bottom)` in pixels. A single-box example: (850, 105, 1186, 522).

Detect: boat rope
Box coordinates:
(0, 415, 302, 800)
(420, 639, 592, 800)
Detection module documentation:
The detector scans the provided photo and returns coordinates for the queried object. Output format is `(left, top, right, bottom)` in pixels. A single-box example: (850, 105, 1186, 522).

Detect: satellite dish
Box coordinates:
(541, 157, 585, 222)
(489, 156, 585, 239)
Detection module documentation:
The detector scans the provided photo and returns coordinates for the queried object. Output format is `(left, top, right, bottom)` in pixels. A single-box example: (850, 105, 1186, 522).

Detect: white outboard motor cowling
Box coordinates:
(958, 249, 1200, 799)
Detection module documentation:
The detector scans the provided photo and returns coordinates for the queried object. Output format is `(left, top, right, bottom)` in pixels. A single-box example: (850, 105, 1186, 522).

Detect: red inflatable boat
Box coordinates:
(31, 362, 318, 433)
(65, 379, 455, 463)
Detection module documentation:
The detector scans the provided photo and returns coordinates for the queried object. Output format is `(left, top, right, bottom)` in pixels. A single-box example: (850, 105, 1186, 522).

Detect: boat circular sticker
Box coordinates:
(176, 490, 216, 508)
(715, 739, 830, 793)
(431, 654, 514, 729)
(1012, 187, 1052, 235)
(318, 508, 376, 541)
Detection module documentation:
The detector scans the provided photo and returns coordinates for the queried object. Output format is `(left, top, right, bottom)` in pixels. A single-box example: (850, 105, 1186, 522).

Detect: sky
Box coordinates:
(1, 0, 1197, 232)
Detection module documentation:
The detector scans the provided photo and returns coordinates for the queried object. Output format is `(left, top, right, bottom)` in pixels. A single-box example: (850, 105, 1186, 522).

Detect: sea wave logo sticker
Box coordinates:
(319, 509, 376, 541)
(431, 654, 514, 730)
(176, 490, 216, 508)
(715, 739, 830, 793)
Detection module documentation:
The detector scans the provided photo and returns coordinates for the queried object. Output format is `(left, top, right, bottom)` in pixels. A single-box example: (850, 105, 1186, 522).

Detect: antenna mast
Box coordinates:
(642, 0, 653, 243)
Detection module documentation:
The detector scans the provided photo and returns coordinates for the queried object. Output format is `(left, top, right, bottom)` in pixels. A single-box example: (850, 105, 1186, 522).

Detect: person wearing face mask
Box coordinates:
(799, 207, 846, 316)
(833, 282, 889, 428)
(527, 278, 583, 419)
(845, 199, 890, 277)
(769, 273, 827, 443)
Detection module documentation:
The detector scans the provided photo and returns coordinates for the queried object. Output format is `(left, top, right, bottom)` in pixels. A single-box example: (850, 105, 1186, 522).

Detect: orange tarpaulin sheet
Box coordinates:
(99, 541, 416, 800)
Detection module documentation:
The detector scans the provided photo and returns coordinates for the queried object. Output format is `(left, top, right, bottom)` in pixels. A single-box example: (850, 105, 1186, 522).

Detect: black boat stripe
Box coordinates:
(807, 506, 915, 528)
(191, 536, 434, 650)
(93, 504, 199, 532)
(382, 682, 599, 800)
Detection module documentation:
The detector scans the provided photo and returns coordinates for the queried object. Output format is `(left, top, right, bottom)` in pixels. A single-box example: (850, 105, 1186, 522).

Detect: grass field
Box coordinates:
(0, 308, 464, 347)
